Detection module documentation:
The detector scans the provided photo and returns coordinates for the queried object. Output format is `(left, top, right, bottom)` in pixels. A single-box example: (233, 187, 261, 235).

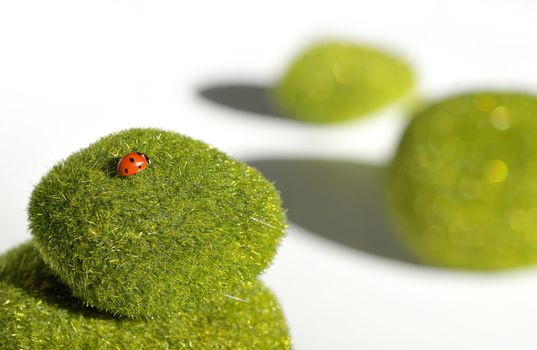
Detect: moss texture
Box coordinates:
(273, 41, 415, 123)
(0, 242, 291, 350)
(28, 128, 286, 318)
(388, 91, 537, 269)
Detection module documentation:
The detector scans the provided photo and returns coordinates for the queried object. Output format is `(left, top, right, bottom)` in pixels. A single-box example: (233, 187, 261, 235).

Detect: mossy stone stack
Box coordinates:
(274, 41, 415, 123)
(28, 128, 286, 318)
(0, 242, 291, 349)
(388, 92, 537, 269)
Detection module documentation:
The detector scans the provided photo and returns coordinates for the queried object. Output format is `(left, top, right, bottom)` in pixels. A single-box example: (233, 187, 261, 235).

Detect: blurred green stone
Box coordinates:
(273, 41, 415, 123)
(388, 92, 537, 270)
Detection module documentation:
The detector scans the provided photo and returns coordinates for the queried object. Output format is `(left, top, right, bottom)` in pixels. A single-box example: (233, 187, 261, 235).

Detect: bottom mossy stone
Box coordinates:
(0, 242, 291, 350)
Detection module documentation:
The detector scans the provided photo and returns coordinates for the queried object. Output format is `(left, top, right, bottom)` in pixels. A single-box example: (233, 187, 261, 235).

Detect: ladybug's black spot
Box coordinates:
(124, 168, 129, 173)
(129, 157, 135, 163)
(138, 165, 142, 169)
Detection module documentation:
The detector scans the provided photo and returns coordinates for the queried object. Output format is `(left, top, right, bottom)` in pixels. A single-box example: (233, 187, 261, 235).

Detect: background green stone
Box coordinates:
(274, 41, 415, 123)
(388, 92, 537, 269)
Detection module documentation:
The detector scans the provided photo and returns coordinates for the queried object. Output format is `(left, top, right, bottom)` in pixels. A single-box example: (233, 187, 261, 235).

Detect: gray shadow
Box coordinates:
(197, 83, 286, 119)
(249, 158, 418, 265)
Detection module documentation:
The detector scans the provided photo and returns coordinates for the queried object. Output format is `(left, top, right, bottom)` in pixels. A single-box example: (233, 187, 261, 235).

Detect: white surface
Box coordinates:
(1, 0, 537, 349)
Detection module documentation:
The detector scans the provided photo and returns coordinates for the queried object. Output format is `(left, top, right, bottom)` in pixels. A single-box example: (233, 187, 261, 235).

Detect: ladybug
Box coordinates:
(117, 152, 150, 177)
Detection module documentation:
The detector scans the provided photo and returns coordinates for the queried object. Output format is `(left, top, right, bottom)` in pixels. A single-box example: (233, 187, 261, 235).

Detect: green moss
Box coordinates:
(387, 91, 537, 270)
(273, 41, 415, 123)
(0, 242, 291, 349)
(28, 128, 286, 318)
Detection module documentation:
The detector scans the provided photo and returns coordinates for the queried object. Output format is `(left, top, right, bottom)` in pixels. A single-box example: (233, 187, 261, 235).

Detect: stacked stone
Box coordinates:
(0, 128, 290, 349)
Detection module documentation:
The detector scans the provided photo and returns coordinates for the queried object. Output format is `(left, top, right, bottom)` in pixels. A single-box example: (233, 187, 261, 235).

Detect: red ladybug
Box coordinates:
(117, 152, 150, 177)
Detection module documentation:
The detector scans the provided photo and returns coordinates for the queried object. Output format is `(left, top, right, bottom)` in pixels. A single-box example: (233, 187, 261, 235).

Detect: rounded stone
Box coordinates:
(28, 128, 286, 318)
(0, 242, 291, 349)
(388, 92, 537, 269)
(273, 41, 415, 123)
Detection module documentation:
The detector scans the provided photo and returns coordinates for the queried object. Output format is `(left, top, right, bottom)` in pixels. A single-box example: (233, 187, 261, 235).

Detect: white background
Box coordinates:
(2, 0, 537, 349)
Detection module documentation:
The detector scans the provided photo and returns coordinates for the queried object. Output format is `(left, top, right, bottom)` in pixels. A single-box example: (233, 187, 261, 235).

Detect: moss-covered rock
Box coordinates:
(28, 128, 286, 318)
(388, 91, 537, 269)
(0, 242, 291, 349)
(273, 41, 415, 123)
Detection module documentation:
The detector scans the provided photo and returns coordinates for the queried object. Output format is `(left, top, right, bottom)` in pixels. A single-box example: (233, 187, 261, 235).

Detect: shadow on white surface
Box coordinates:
(249, 158, 418, 265)
(198, 82, 286, 119)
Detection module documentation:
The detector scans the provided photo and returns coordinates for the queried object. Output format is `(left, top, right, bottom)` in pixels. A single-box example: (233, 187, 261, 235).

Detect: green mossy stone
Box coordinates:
(273, 41, 415, 123)
(388, 91, 537, 270)
(0, 242, 291, 350)
(28, 128, 286, 318)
